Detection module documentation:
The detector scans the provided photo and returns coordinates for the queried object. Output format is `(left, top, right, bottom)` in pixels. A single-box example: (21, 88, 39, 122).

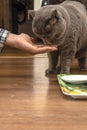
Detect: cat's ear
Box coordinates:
(51, 9, 60, 18)
(49, 9, 60, 25)
(28, 10, 35, 20)
(51, 9, 58, 18)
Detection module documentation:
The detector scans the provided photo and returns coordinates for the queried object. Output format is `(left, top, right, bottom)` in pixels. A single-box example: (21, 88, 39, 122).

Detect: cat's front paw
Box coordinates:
(45, 67, 61, 76)
(56, 66, 61, 74)
(45, 69, 56, 76)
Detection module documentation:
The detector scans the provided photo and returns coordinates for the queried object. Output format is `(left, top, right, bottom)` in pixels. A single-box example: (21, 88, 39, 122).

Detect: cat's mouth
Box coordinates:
(43, 39, 57, 46)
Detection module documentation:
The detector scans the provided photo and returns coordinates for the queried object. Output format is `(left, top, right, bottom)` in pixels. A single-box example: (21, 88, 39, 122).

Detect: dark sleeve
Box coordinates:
(0, 28, 9, 52)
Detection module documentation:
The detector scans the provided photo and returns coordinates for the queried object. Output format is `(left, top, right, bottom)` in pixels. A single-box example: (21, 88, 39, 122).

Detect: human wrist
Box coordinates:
(0, 28, 9, 52)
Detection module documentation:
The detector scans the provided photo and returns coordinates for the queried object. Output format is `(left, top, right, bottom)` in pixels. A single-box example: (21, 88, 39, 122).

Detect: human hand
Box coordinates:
(33, 44, 58, 54)
(5, 33, 58, 54)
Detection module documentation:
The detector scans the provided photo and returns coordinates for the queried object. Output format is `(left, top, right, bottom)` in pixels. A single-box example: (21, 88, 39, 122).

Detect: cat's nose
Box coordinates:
(35, 30, 42, 35)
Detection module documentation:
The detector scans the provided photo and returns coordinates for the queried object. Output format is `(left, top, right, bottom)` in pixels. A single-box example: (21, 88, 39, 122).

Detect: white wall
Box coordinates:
(34, 0, 42, 10)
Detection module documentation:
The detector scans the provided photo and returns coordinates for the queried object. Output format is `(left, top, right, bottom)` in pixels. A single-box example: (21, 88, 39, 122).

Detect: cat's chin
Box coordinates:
(43, 41, 57, 46)
(42, 39, 55, 46)
(43, 39, 62, 46)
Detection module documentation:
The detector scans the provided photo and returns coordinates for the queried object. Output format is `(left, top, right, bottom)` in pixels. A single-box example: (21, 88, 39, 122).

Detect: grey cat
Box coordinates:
(28, 1, 87, 74)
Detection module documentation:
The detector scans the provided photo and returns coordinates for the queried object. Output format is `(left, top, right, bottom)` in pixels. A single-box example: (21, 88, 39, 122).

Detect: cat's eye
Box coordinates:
(49, 17, 58, 25)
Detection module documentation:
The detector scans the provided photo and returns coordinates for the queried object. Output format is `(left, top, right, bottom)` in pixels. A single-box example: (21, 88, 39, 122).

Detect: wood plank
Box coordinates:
(0, 55, 86, 130)
(0, 0, 3, 27)
(3, 0, 12, 30)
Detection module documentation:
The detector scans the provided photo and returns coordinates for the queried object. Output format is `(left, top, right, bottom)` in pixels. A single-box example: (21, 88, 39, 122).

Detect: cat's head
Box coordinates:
(28, 5, 66, 46)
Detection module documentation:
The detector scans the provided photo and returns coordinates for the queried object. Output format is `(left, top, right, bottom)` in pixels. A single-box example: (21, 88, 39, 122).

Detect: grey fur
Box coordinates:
(28, 1, 87, 74)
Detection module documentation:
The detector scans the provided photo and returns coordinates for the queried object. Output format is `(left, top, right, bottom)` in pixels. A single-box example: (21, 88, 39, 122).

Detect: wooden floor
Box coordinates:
(0, 53, 87, 130)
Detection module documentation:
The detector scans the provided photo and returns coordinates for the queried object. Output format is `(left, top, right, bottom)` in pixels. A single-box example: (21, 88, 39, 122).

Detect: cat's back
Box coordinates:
(58, 1, 87, 33)
(60, 1, 87, 15)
